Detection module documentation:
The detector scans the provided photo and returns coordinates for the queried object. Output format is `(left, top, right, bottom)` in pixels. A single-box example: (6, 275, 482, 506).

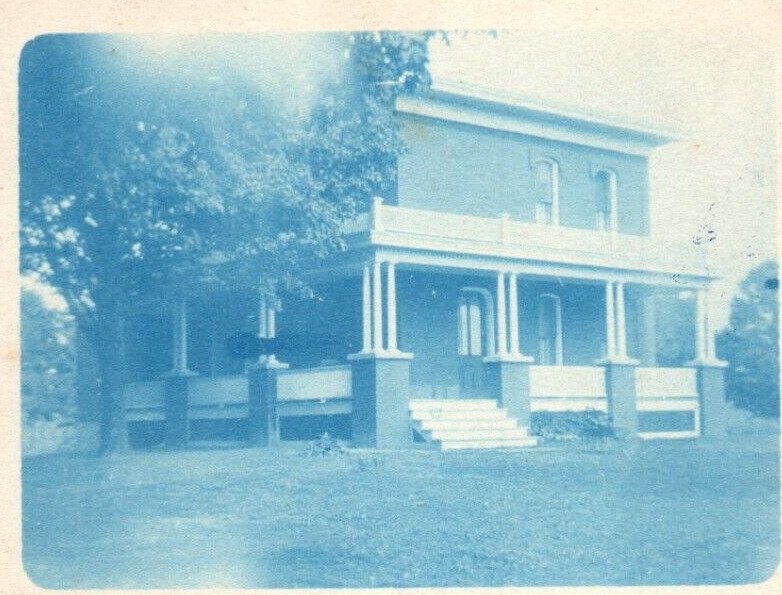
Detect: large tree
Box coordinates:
(717, 261, 779, 417)
(19, 32, 437, 453)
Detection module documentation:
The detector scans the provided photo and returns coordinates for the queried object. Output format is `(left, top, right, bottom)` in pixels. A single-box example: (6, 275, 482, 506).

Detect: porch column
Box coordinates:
(361, 264, 372, 353)
(348, 257, 413, 447)
(163, 290, 195, 448)
(266, 306, 276, 339)
(616, 282, 628, 359)
(258, 293, 286, 368)
(258, 295, 268, 338)
(248, 365, 280, 447)
(386, 261, 398, 352)
(695, 287, 707, 362)
(604, 281, 617, 360)
(496, 271, 508, 356)
(508, 272, 520, 357)
(601, 281, 638, 438)
(703, 288, 718, 361)
(640, 290, 657, 366)
(372, 260, 383, 353)
(687, 285, 728, 436)
(170, 294, 192, 375)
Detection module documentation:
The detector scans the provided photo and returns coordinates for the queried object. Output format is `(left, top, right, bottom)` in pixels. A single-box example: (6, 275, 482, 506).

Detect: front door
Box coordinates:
(538, 293, 563, 365)
(458, 290, 488, 397)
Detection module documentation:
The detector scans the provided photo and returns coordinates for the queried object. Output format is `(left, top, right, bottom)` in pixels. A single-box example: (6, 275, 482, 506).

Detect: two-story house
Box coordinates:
(123, 81, 728, 450)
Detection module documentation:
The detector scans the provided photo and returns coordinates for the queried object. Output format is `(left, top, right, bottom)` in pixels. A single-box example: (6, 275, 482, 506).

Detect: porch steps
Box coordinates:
(409, 399, 538, 451)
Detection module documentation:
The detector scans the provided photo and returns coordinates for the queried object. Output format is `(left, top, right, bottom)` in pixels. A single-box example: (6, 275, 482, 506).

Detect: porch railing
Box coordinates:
(346, 202, 707, 276)
(635, 367, 700, 439)
(124, 365, 353, 422)
(344, 203, 706, 273)
(529, 365, 608, 412)
(276, 365, 352, 401)
(188, 375, 249, 419)
(125, 380, 166, 421)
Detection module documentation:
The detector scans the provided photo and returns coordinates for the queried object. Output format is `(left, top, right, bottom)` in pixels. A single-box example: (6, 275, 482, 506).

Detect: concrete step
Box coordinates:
(430, 427, 532, 441)
(409, 399, 538, 451)
(418, 417, 520, 431)
(414, 409, 513, 422)
(439, 436, 539, 450)
(409, 399, 499, 412)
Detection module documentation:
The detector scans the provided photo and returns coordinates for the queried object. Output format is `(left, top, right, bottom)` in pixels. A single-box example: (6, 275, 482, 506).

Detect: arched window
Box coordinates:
(594, 169, 618, 232)
(458, 288, 496, 357)
(534, 158, 560, 226)
(538, 293, 563, 365)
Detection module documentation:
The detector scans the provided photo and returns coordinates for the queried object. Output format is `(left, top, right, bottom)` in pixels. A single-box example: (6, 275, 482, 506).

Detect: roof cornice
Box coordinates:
(396, 80, 681, 156)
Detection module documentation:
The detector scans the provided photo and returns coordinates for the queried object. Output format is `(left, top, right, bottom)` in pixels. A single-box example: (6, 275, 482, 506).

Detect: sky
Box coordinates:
(427, 30, 777, 328)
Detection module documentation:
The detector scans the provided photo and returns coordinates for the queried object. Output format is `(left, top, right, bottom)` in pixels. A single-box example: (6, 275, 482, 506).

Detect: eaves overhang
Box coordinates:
(396, 80, 681, 157)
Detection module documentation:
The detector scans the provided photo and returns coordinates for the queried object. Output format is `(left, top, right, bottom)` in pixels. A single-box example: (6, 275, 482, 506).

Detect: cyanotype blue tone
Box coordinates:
(20, 32, 779, 589)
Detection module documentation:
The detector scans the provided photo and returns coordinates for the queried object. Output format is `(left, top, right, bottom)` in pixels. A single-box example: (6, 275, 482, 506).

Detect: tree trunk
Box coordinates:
(93, 312, 130, 454)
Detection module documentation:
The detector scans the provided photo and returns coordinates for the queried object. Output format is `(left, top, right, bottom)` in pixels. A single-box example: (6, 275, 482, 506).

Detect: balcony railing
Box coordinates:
(346, 201, 709, 277)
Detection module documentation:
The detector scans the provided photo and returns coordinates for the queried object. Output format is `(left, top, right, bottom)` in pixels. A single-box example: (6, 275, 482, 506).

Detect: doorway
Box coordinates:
(538, 293, 563, 365)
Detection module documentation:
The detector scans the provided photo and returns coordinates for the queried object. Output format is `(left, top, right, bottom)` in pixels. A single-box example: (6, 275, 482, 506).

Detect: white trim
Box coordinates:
(635, 367, 698, 398)
(457, 298, 470, 355)
(496, 272, 508, 355)
(368, 246, 713, 289)
(361, 264, 372, 352)
(593, 169, 619, 233)
(508, 272, 520, 357)
(529, 365, 606, 398)
(459, 286, 496, 357)
(638, 430, 699, 440)
(372, 260, 383, 352)
(386, 261, 398, 352)
(604, 282, 616, 360)
(167, 294, 195, 376)
(428, 79, 680, 144)
(266, 307, 276, 339)
(355, 203, 715, 280)
(615, 282, 628, 359)
(533, 158, 560, 226)
(695, 287, 707, 361)
(396, 94, 672, 157)
(258, 296, 268, 338)
(530, 397, 608, 412)
(277, 366, 352, 401)
(537, 293, 563, 365)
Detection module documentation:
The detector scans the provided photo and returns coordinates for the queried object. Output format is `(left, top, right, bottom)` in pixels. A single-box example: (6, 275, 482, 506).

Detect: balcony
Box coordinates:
(345, 200, 711, 279)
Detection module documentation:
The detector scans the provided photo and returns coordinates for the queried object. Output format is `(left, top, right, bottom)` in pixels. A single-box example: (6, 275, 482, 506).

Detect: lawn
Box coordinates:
(22, 434, 780, 589)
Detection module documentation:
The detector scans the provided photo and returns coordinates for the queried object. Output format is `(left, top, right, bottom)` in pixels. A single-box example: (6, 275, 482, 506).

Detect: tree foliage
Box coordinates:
(652, 288, 696, 367)
(717, 261, 779, 417)
(19, 32, 437, 452)
(21, 287, 76, 421)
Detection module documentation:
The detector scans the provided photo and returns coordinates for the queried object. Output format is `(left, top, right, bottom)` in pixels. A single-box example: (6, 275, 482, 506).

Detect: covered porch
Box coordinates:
(121, 199, 728, 448)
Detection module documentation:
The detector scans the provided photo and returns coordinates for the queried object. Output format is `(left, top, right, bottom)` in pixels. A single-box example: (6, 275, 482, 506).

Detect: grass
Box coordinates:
(22, 433, 780, 589)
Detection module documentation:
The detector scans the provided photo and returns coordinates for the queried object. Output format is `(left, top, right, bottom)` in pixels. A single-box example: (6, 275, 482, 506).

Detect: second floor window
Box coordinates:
(594, 169, 618, 232)
(534, 158, 560, 226)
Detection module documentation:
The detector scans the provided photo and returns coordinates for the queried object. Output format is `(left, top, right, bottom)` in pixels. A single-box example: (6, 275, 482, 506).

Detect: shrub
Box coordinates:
(531, 410, 614, 441)
(301, 432, 347, 456)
